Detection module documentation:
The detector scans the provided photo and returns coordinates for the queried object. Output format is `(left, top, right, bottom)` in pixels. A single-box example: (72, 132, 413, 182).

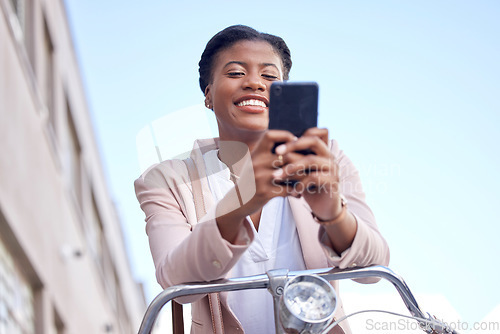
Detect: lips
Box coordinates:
(234, 95, 269, 113)
(236, 99, 267, 107)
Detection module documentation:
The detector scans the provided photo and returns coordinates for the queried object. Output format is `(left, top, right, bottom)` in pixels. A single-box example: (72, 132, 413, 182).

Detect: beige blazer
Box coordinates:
(135, 138, 390, 333)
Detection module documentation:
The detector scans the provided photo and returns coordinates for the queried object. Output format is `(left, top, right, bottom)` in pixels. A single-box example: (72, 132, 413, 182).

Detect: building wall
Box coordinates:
(0, 0, 146, 333)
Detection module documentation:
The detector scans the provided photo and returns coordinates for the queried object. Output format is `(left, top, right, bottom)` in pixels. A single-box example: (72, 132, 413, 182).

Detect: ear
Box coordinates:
(204, 85, 212, 109)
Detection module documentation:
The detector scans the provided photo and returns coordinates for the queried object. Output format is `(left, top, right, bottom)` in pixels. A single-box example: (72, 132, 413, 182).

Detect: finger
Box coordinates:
(276, 136, 330, 157)
(267, 172, 297, 197)
(260, 145, 291, 170)
(272, 160, 328, 184)
(279, 171, 339, 198)
(302, 127, 329, 145)
(269, 176, 304, 198)
(284, 156, 334, 175)
(302, 170, 339, 188)
(258, 130, 297, 153)
(273, 163, 338, 198)
(275, 154, 339, 194)
(269, 154, 285, 170)
(251, 167, 288, 200)
(251, 131, 295, 173)
(280, 151, 325, 166)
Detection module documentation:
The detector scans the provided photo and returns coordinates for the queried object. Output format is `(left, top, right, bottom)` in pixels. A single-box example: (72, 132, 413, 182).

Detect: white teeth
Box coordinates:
(237, 99, 266, 107)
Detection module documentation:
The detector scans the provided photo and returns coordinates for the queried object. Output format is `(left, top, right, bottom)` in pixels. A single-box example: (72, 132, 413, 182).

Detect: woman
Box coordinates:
(135, 25, 390, 334)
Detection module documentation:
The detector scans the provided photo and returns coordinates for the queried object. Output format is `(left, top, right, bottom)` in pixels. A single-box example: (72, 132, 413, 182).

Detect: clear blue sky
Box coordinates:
(64, 0, 500, 327)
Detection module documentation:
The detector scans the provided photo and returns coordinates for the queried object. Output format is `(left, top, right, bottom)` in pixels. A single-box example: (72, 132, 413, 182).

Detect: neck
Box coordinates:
(218, 130, 263, 154)
(217, 132, 263, 177)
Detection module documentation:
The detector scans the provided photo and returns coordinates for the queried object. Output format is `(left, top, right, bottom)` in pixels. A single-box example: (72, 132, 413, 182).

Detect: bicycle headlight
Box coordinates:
(279, 274, 337, 333)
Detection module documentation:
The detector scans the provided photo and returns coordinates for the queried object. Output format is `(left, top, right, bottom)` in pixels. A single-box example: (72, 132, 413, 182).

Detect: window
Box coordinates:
(9, 0, 34, 62)
(88, 192, 115, 304)
(7, 0, 36, 93)
(66, 101, 82, 207)
(115, 273, 132, 333)
(101, 243, 115, 307)
(88, 193, 104, 267)
(43, 19, 57, 140)
(9, 0, 25, 30)
(0, 240, 35, 334)
(23, 0, 35, 70)
(52, 307, 65, 334)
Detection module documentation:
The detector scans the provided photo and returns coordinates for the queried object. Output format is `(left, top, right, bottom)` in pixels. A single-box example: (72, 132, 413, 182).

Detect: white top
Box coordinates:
(203, 149, 306, 334)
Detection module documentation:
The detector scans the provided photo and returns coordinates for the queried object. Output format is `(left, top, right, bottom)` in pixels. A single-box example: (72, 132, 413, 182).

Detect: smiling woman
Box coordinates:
(204, 40, 280, 141)
(134, 25, 390, 334)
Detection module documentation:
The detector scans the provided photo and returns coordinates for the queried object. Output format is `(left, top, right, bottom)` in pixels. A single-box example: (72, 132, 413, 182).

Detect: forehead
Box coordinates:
(213, 40, 282, 70)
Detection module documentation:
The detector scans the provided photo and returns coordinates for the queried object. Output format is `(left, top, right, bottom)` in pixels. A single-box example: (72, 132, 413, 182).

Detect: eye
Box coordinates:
(262, 74, 279, 80)
(227, 72, 245, 77)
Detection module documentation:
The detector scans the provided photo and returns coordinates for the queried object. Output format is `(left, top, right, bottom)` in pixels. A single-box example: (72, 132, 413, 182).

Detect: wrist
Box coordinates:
(312, 195, 347, 226)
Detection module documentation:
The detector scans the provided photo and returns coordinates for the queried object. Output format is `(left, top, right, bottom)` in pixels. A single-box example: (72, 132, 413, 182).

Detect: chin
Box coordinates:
(245, 123, 268, 132)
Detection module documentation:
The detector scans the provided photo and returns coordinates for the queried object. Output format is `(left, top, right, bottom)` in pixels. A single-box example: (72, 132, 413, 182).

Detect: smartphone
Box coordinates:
(268, 81, 319, 155)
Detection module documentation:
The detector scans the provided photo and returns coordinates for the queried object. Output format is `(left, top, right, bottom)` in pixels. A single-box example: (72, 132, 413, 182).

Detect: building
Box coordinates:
(0, 0, 146, 332)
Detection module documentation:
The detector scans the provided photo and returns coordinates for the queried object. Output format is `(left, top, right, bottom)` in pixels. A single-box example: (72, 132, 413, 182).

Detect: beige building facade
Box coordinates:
(0, 0, 146, 333)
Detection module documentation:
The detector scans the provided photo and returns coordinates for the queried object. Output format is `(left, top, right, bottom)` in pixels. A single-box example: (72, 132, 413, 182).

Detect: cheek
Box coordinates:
(213, 84, 233, 105)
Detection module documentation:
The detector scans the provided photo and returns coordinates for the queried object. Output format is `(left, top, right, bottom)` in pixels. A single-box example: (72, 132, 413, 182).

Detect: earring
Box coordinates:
(205, 103, 212, 109)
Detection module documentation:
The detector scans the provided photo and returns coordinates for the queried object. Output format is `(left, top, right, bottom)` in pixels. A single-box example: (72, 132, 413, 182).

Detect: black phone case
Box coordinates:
(269, 81, 319, 155)
(269, 81, 318, 136)
(268, 82, 319, 186)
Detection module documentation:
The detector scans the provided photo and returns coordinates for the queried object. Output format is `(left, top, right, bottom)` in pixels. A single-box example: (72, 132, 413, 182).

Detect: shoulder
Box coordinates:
(135, 136, 218, 184)
(135, 158, 190, 191)
(328, 138, 348, 164)
(328, 139, 361, 181)
(328, 138, 340, 154)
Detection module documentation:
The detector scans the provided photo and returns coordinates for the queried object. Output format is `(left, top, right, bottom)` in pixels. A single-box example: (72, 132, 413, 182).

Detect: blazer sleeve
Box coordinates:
(134, 160, 254, 301)
(318, 140, 390, 275)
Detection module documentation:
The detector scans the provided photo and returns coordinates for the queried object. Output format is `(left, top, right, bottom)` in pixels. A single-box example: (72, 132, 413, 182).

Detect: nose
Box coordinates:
(243, 73, 266, 91)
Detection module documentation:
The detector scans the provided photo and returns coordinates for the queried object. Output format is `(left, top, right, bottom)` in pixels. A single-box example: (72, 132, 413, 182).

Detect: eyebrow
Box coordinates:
(223, 61, 280, 71)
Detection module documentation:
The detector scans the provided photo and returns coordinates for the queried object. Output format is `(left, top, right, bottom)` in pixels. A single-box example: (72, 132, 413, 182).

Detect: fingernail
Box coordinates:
(272, 168, 284, 178)
(275, 144, 286, 155)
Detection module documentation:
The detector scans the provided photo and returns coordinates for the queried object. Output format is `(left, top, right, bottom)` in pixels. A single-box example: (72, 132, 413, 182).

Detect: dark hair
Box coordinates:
(198, 25, 292, 93)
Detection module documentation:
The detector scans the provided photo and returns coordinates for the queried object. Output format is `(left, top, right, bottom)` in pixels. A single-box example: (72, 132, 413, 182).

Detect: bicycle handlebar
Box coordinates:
(137, 265, 452, 334)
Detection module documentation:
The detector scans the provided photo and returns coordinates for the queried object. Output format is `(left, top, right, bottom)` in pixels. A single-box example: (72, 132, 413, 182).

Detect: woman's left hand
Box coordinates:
(272, 127, 343, 221)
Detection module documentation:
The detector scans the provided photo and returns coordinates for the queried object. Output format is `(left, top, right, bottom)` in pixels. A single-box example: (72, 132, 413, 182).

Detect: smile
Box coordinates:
(236, 99, 267, 108)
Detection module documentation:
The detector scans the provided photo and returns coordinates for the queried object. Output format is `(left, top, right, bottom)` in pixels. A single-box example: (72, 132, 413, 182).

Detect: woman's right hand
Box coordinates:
(215, 130, 296, 242)
(247, 130, 299, 207)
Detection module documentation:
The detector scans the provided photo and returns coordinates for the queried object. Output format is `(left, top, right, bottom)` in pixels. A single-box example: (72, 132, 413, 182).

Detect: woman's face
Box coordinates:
(205, 40, 283, 142)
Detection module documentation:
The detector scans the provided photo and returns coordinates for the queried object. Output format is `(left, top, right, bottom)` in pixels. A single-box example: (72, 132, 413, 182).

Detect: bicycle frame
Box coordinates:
(137, 265, 456, 334)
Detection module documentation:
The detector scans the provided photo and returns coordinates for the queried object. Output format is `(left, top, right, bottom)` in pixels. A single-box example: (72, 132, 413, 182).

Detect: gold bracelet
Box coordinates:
(312, 195, 348, 226)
